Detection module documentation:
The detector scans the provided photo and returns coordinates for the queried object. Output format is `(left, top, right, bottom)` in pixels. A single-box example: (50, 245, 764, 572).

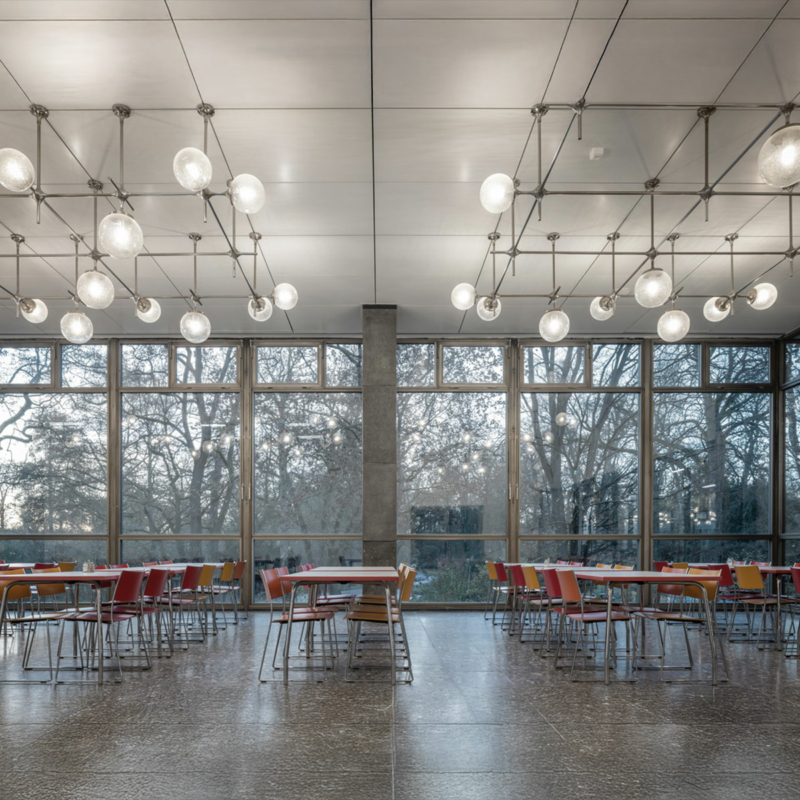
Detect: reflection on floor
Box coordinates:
(2, 611, 800, 799)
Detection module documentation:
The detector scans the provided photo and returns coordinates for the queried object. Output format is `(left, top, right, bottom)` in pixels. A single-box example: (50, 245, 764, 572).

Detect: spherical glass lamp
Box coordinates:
(757, 124, 800, 188)
(539, 308, 570, 342)
(272, 283, 298, 310)
(590, 295, 615, 321)
(479, 173, 515, 214)
(476, 296, 501, 321)
(98, 212, 144, 259)
(634, 267, 672, 308)
(229, 173, 265, 214)
(0, 148, 35, 192)
(248, 296, 273, 321)
(543, 431, 555, 444)
(451, 282, 477, 310)
(555, 412, 568, 426)
(567, 416, 578, 429)
(703, 296, 730, 323)
(135, 297, 161, 323)
(180, 309, 211, 343)
(19, 298, 48, 324)
(173, 147, 212, 192)
(77, 269, 115, 309)
(60, 310, 93, 344)
(747, 282, 778, 310)
(657, 308, 691, 342)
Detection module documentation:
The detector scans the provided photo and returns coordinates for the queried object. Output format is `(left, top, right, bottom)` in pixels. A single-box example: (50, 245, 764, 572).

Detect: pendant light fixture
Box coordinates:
(451, 282, 477, 311)
(180, 233, 211, 343)
(590, 232, 619, 321)
(229, 173, 265, 215)
(247, 232, 273, 321)
(657, 234, 690, 342)
(173, 104, 214, 192)
(539, 233, 570, 342)
(77, 267, 115, 309)
(132, 257, 161, 323)
(10, 234, 48, 324)
(704, 233, 736, 322)
(758, 105, 800, 188)
(479, 173, 516, 214)
(476, 295, 502, 321)
(0, 148, 35, 192)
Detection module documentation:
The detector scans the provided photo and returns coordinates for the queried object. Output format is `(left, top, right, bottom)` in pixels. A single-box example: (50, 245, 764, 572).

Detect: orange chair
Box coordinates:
(728, 565, 779, 646)
(484, 561, 500, 620)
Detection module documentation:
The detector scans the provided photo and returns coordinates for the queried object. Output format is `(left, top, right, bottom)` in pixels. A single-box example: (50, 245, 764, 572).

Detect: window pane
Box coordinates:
(520, 393, 639, 536)
(254, 393, 362, 535)
(519, 538, 639, 567)
(783, 538, 800, 565)
(442, 346, 504, 384)
(785, 386, 800, 532)
(786, 343, 800, 384)
(397, 344, 435, 387)
(254, 539, 362, 602)
(398, 393, 506, 535)
(257, 346, 318, 384)
(176, 346, 237, 384)
(121, 393, 240, 535)
(398, 539, 505, 602)
(523, 346, 585, 384)
(0, 346, 51, 385)
(592, 344, 640, 387)
(121, 538, 239, 566)
(653, 343, 701, 387)
(121, 343, 169, 387)
(654, 392, 770, 535)
(0, 394, 107, 534)
(654, 539, 770, 565)
(0, 538, 107, 565)
(61, 344, 107, 387)
(709, 346, 770, 384)
(325, 343, 362, 387)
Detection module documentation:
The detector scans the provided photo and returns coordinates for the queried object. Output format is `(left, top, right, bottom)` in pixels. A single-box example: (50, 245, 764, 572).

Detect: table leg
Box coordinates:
(385, 582, 396, 686)
(283, 582, 299, 685)
(699, 584, 717, 686)
(776, 574, 783, 652)
(95, 581, 104, 685)
(603, 584, 612, 685)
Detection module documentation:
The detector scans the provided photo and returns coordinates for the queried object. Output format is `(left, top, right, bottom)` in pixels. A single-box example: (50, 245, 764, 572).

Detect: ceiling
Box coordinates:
(0, 0, 799, 339)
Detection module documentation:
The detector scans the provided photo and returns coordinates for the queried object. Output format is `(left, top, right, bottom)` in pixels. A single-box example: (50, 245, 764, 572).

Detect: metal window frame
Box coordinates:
(519, 341, 590, 389)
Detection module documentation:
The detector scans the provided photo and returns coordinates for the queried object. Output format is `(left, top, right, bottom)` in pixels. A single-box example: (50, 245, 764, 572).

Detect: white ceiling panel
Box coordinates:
(376, 1, 624, 20)
(626, 0, 786, 19)
(0, 1, 170, 20)
(170, 1, 369, 19)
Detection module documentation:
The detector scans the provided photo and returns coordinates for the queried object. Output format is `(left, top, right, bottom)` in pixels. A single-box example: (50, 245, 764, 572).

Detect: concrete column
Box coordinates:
(362, 305, 397, 567)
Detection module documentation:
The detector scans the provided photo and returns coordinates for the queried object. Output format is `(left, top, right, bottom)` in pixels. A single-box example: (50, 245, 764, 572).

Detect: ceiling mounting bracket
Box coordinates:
(112, 104, 132, 119)
(697, 106, 716, 120)
(197, 103, 215, 118)
(645, 178, 660, 191)
(29, 104, 49, 120)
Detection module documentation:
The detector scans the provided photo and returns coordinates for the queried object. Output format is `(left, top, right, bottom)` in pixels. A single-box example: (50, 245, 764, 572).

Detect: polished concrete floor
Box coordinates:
(2, 611, 800, 799)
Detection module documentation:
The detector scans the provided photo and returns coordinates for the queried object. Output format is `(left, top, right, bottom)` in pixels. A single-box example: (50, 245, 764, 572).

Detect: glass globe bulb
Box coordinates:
(451, 282, 477, 311)
(0, 148, 35, 192)
(634, 268, 672, 308)
(757, 124, 800, 188)
(657, 308, 691, 342)
(476, 296, 502, 321)
(60, 310, 93, 344)
(229, 173, 265, 214)
(248, 296, 273, 321)
(479, 173, 515, 214)
(135, 297, 161, 323)
(173, 146, 212, 192)
(20, 298, 48, 324)
(703, 296, 730, 323)
(590, 295, 615, 321)
(543, 431, 555, 444)
(555, 412, 568, 427)
(539, 308, 570, 342)
(77, 269, 115, 309)
(98, 212, 144, 259)
(272, 283, 298, 311)
(747, 282, 778, 310)
(180, 309, 211, 343)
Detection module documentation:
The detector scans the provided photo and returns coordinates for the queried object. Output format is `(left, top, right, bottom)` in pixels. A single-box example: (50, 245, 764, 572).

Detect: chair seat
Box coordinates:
(63, 610, 137, 623)
(316, 594, 356, 604)
(555, 608, 631, 622)
(634, 610, 702, 622)
(115, 605, 159, 616)
(344, 610, 401, 623)
(274, 611, 334, 623)
(741, 596, 779, 605)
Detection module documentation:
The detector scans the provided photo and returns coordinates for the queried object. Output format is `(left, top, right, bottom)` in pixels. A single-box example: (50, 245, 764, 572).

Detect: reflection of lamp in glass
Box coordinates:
(555, 412, 568, 426)
(332, 432, 344, 445)
(543, 431, 554, 444)
(525, 443, 535, 454)
(477, 465, 486, 475)
(280, 431, 295, 446)
(461, 462, 471, 472)
(462, 431, 473, 443)
(327, 416, 338, 429)
(567, 416, 578, 429)
(220, 433, 232, 447)
(190, 448, 200, 460)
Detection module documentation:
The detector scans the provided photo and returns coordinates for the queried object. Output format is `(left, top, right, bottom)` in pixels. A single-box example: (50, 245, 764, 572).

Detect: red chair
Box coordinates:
(33, 562, 57, 570)
(111, 564, 129, 569)
(157, 565, 206, 645)
(556, 560, 570, 565)
(116, 567, 172, 658)
(142, 561, 158, 567)
(159, 560, 174, 565)
(570, 561, 583, 567)
(786, 567, 800, 657)
(752, 561, 772, 568)
(56, 569, 147, 680)
(653, 561, 668, 572)
(490, 562, 509, 625)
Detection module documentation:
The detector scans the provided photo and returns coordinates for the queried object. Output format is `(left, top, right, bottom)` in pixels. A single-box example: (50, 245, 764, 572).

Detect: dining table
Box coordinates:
(278, 567, 400, 685)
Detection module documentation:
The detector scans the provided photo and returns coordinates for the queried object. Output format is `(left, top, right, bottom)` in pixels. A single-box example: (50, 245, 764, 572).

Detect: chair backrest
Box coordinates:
(259, 568, 284, 602)
(671, 562, 688, 570)
(400, 568, 417, 603)
(508, 564, 526, 589)
(486, 561, 498, 581)
(0, 568, 31, 601)
(735, 564, 764, 592)
(58, 562, 77, 572)
(791, 566, 800, 595)
(33, 562, 56, 570)
(657, 566, 688, 597)
(233, 560, 247, 580)
(181, 565, 203, 592)
(556, 569, 582, 604)
(752, 561, 771, 568)
(32, 567, 65, 597)
(685, 568, 721, 602)
(197, 564, 216, 589)
(653, 561, 668, 572)
(569, 561, 583, 566)
(596, 563, 611, 569)
(159, 560, 174, 565)
(521, 565, 541, 592)
(111, 564, 129, 569)
(277, 566, 289, 577)
(705, 563, 734, 588)
(143, 561, 158, 567)
(95, 565, 108, 570)
(614, 564, 634, 570)
(493, 562, 508, 582)
(111, 570, 145, 605)
(541, 568, 562, 599)
(219, 562, 236, 582)
(556, 559, 569, 565)
(733, 560, 748, 566)
(142, 568, 170, 600)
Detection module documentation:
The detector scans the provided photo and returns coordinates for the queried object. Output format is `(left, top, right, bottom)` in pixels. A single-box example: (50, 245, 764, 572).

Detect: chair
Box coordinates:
(158, 560, 174, 565)
(142, 561, 158, 567)
(56, 569, 148, 681)
(257, 568, 335, 681)
(231, 561, 248, 620)
(484, 561, 500, 620)
(32, 563, 56, 570)
(671, 562, 689, 570)
(653, 561, 668, 572)
(489, 562, 510, 625)
(728, 565, 779, 646)
(157, 565, 206, 645)
(553, 569, 634, 680)
(111, 564, 129, 569)
(58, 562, 77, 572)
(115, 568, 172, 658)
(786, 567, 800, 657)
(518, 565, 550, 646)
(344, 569, 416, 683)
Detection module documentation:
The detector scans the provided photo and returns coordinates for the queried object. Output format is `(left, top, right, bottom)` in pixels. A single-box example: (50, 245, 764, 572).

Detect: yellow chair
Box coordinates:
(58, 562, 77, 572)
(728, 565, 779, 646)
(672, 562, 689, 570)
(484, 561, 500, 619)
